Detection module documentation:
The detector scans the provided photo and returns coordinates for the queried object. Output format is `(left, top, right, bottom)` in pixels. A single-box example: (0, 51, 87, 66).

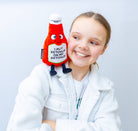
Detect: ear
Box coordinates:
(100, 44, 108, 55)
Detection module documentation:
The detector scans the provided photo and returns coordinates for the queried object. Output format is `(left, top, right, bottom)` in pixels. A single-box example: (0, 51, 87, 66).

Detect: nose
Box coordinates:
(78, 40, 89, 50)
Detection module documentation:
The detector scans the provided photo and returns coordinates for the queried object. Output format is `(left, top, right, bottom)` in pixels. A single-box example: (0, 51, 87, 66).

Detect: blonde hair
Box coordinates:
(70, 11, 111, 46)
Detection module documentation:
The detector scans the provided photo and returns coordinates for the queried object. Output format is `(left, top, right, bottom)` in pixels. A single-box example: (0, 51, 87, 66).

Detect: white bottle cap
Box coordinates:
(49, 14, 62, 25)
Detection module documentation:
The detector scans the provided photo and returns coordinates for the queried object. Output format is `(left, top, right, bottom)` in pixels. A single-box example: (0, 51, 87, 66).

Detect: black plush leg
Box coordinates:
(62, 63, 72, 74)
(50, 65, 57, 76)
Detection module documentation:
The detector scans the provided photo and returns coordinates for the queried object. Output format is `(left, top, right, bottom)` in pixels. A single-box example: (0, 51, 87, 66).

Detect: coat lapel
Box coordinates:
(77, 65, 112, 120)
(56, 63, 77, 119)
(78, 78, 100, 120)
(59, 74, 77, 119)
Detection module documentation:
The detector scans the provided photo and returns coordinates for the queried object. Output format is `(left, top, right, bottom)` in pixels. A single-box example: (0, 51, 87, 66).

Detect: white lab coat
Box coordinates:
(7, 63, 122, 131)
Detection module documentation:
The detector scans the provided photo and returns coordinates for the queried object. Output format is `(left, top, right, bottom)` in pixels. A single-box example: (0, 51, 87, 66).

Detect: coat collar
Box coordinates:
(45, 63, 113, 92)
(55, 63, 112, 91)
(89, 64, 113, 91)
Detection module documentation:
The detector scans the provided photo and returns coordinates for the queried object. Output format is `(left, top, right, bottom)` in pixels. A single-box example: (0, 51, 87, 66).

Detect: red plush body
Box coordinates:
(42, 23, 69, 66)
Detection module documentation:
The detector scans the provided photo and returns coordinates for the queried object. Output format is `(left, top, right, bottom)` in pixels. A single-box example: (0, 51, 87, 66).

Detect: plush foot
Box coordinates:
(62, 63, 72, 74)
(50, 70, 57, 76)
(50, 65, 57, 76)
(63, 68, 72, 73)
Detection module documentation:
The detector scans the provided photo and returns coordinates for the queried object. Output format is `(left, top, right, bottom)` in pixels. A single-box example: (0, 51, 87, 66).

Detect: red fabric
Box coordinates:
(42, 23, 69, 66)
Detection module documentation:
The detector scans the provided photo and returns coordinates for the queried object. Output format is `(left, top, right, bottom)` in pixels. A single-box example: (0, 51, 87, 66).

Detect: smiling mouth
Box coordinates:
(75, 51, 89, 57)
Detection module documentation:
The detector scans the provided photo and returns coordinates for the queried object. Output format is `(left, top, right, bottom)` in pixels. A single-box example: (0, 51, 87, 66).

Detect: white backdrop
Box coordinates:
(0, 0, 138, 131)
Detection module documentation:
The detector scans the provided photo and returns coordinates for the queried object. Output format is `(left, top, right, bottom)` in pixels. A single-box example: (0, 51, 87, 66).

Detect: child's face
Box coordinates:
(68, 17, 107, 68)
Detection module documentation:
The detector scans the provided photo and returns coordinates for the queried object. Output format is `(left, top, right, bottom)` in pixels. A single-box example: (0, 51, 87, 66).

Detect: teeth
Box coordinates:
(76, 52, 87, 57)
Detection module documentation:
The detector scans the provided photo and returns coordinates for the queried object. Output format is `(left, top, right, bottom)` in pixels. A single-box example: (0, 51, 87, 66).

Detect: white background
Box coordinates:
(0, 0, 138, 130)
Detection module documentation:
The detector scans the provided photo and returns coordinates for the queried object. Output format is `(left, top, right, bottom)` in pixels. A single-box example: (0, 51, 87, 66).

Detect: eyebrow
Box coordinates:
(71, 32, 80, 35)
(91, 37, 102, 43)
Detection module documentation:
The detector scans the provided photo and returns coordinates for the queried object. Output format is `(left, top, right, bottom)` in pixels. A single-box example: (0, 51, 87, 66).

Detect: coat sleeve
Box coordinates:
(56, 88, 122, 131)
(7, 65, 52, 131)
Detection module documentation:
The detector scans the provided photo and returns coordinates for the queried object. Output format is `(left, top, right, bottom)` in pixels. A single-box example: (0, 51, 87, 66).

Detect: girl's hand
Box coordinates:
(42, 120, 56, 131)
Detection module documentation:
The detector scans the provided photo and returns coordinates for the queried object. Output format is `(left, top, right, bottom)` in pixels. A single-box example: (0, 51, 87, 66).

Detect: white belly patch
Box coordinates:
(48, 43, 67, 63)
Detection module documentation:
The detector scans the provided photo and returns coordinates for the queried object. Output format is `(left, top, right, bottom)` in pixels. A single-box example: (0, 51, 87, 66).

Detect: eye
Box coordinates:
(90, 41, 97, 45)
(59, 34, 63, 39)
(73, 36, 79, 40)
(51, 34, 56, 40)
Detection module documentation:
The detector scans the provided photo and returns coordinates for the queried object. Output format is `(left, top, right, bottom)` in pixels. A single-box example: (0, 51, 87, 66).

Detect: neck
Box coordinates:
(68, 61, 90, 81)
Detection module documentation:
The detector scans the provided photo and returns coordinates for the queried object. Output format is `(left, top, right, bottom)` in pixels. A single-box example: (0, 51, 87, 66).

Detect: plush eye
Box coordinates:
(51, 34, 56, 40)
(59, 34, 63, 39)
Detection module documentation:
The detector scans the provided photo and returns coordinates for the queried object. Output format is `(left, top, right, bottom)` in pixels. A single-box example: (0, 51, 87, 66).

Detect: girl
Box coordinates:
(7, 11, 121, 131)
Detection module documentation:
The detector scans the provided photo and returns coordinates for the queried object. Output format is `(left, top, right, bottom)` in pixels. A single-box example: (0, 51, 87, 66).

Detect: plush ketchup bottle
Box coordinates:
(41, 14, 72, 76)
